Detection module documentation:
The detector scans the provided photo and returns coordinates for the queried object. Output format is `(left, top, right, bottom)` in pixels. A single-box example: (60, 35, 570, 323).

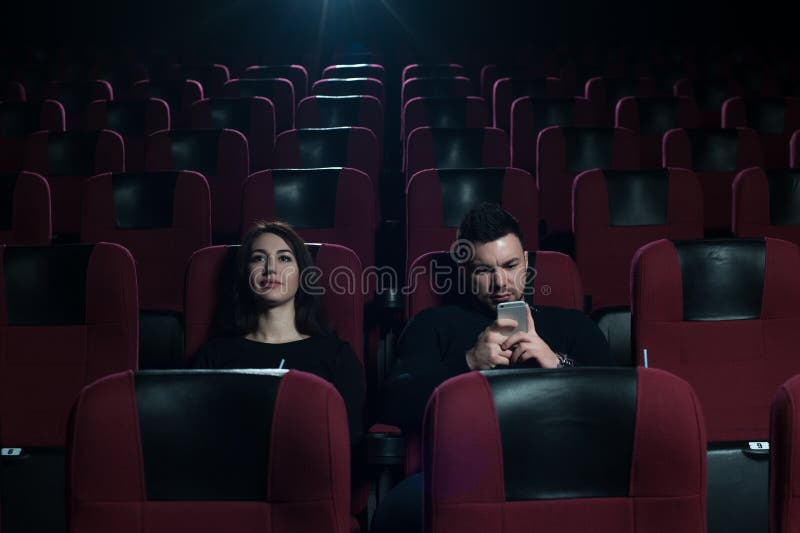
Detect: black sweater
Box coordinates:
(193, 335, 365, 445)
(382, 304, 613, 432)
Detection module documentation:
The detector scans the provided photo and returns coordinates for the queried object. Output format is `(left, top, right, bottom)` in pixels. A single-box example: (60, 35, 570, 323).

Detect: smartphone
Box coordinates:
(497, 300, 528, 336)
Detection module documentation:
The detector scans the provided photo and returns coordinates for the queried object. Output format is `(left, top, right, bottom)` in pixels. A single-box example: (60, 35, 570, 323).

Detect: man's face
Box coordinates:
(468, 233, 529, 311)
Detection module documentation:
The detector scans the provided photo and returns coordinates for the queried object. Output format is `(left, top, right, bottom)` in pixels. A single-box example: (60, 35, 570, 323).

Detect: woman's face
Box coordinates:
(247, 232, 300, 308)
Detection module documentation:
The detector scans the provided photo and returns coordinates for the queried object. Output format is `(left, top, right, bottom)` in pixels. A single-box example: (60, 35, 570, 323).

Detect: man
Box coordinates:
(370, 203, 613, 533)
(382, 202, 612, 433)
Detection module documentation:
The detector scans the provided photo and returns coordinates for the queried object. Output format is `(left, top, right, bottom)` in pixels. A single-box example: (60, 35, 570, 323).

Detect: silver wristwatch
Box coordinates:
(555, 352, 575, 368)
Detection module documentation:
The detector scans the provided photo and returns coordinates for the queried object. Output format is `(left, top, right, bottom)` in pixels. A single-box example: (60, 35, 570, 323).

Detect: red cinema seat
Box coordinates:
(176, 63, 230, 98)
(405, 127, 508, 185)
(86, 98, 170, 173)
(0, 100, 64, 172)
(492, 77, 564, 132)
(510, 96, 599, 175)
(615, 96, 701, 168)
(663, 127, 763, 235)
(424, 368, 706, 533)
(244, 64, 309, 103)
(769, 374, 800, 533)
(0, 171, 51, 244)
(406, 168, 538, 267)
(402, 63, 465, 84)
(402, 96, 489, 145)
(131, 79, 204, 129)
(23, 130, 124, 238)
(190, 97, 276, 172)
(733, 167, 800, 246)
(145, 129, 249, 244)
(722, 97, 800, 168)
(224, 78, 295, 133)
(69, 369, 351, 533)
(323, 64, 386, 84)
(402, 77, 472, 108)
(42, 80, 113, 130)
(674, 78, 745, 128)
(297, 95, 384, 160)
(241, 168, 376, 271)
(584, 76, 658, 126)
(0, 243, 138, 532)
(312, 78, 385, 106)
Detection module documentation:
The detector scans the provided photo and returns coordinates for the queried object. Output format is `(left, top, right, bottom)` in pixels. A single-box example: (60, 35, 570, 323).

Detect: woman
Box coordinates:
(193, 221, 364, 445)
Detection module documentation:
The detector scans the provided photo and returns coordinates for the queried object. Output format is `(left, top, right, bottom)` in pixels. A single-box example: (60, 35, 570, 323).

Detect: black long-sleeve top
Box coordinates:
(381, 304, 613, 432)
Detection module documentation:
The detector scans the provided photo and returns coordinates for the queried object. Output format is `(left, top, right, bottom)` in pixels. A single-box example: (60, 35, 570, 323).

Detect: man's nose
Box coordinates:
(491, 267, 505, 288)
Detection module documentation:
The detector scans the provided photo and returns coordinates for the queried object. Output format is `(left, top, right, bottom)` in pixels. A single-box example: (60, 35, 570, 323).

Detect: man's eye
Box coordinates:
(475, 267, 491, 274)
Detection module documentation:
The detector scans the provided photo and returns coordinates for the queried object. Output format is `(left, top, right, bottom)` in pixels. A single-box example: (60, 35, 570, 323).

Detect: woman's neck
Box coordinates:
(246, 303, 308, 344)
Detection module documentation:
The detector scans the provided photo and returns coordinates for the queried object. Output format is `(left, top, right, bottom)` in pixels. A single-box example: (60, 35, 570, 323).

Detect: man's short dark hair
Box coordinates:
(457, 202, 524, 245)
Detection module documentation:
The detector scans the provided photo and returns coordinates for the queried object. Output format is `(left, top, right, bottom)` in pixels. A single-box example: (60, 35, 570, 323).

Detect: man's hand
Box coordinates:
(466, 318, 516, 370)
(500, 305, 559, 368)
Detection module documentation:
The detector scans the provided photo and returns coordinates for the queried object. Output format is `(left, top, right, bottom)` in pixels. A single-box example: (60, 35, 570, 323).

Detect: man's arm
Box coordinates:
(380, 310, 469, 432)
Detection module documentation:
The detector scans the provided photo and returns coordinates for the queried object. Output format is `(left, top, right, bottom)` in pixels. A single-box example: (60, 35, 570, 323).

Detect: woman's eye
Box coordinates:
(250, 255, 265, 263)
(279, 255, 293, 263)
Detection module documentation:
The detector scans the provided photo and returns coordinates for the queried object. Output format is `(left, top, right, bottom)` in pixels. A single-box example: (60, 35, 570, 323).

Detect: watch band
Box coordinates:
(555, 352, 575, 368)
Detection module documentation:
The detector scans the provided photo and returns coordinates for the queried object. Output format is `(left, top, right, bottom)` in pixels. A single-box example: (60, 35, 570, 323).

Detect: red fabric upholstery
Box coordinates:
(733, 167, 800, 245)
(405, 250, 583, 320)
(573, 168, 704, 310)
(272, 127, 380, 216)
(23, 130, 124, 235)
(81, 171, 211, 312)
(224, 78, 295, 133)
(0, 171, 51, 245)
(793, 131, 800, 167)
(405, 127, 509, 185)
(296, 95, 384, 162)
(492, 77, 564, 132)
(615, 96, 701, 168)
(674, 78, 746, 128)
(480, 65, 559, 111)
(244, 65, 309, 102)
(536, 126, 639, 237)
(632, 237, 800, 440)
(4, 81, 26, 102)
(423, 368, 706, 533)
(0, 100, 65, 172)
(145, 129, 249, 240)
(311, 78, 385, 106)
(769, 374, 800, 533)
(130, 80, 204, 129)
(69, 369, 351, 533)
(405, 167, 538, 266)
(722, 97, 800, 168)
(402, 96, 489, 145)
(87, 98, 170, 173)
(190, 97, 276, 172)
(176, 63, 230, 98)
(663, 127, 763, 234)
(241, 168, 376, 269)
(510, 96, 599, 174)
(42, 80, 113, 130)
(184, 243, 364, 367)
(584, 76, 659, 126)
(402, 77, 472, 108)
(0, 243, 138, 447)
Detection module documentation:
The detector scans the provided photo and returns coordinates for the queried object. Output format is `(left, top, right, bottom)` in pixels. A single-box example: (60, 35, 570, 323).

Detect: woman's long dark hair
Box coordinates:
(232, 221, 330, 337)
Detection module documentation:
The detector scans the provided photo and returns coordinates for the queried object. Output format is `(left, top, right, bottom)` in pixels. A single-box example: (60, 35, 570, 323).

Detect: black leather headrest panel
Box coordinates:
(3, 245, 93, 325)
(234, 79, 282, 99)
(170, 131, 221, 177)
(420, 98, 468, 128)
(296, 128, 350, 168)
(48, 132, 100, 176)
(315, 97, 361, 127)
(0, 173, 17, 229)
(105, 102, 147, 135)
(318, 79, 373, 96)
(563, 128, 613, 172)
(430, 129, 486, 168)
(0, 104, 40, 137)
(604, 79, 637, 103)
(638, 98, 679, 136)
(272, 169, 339, 228)
(112, 172, 177, 229)
(674, 239, 765, 321)
(746, 99, 785, 135)
(695, 82, 728, 110)
(135, 371, 280, 501)
(767, 170, 800, 225)
(209, 100, 252, 134)
(604, 170, 669, 226)
(486, 368, 637, 500)
(532, 98, 575, 131)
(438, 168, 504, 226)
(687, 130, 739, 172)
